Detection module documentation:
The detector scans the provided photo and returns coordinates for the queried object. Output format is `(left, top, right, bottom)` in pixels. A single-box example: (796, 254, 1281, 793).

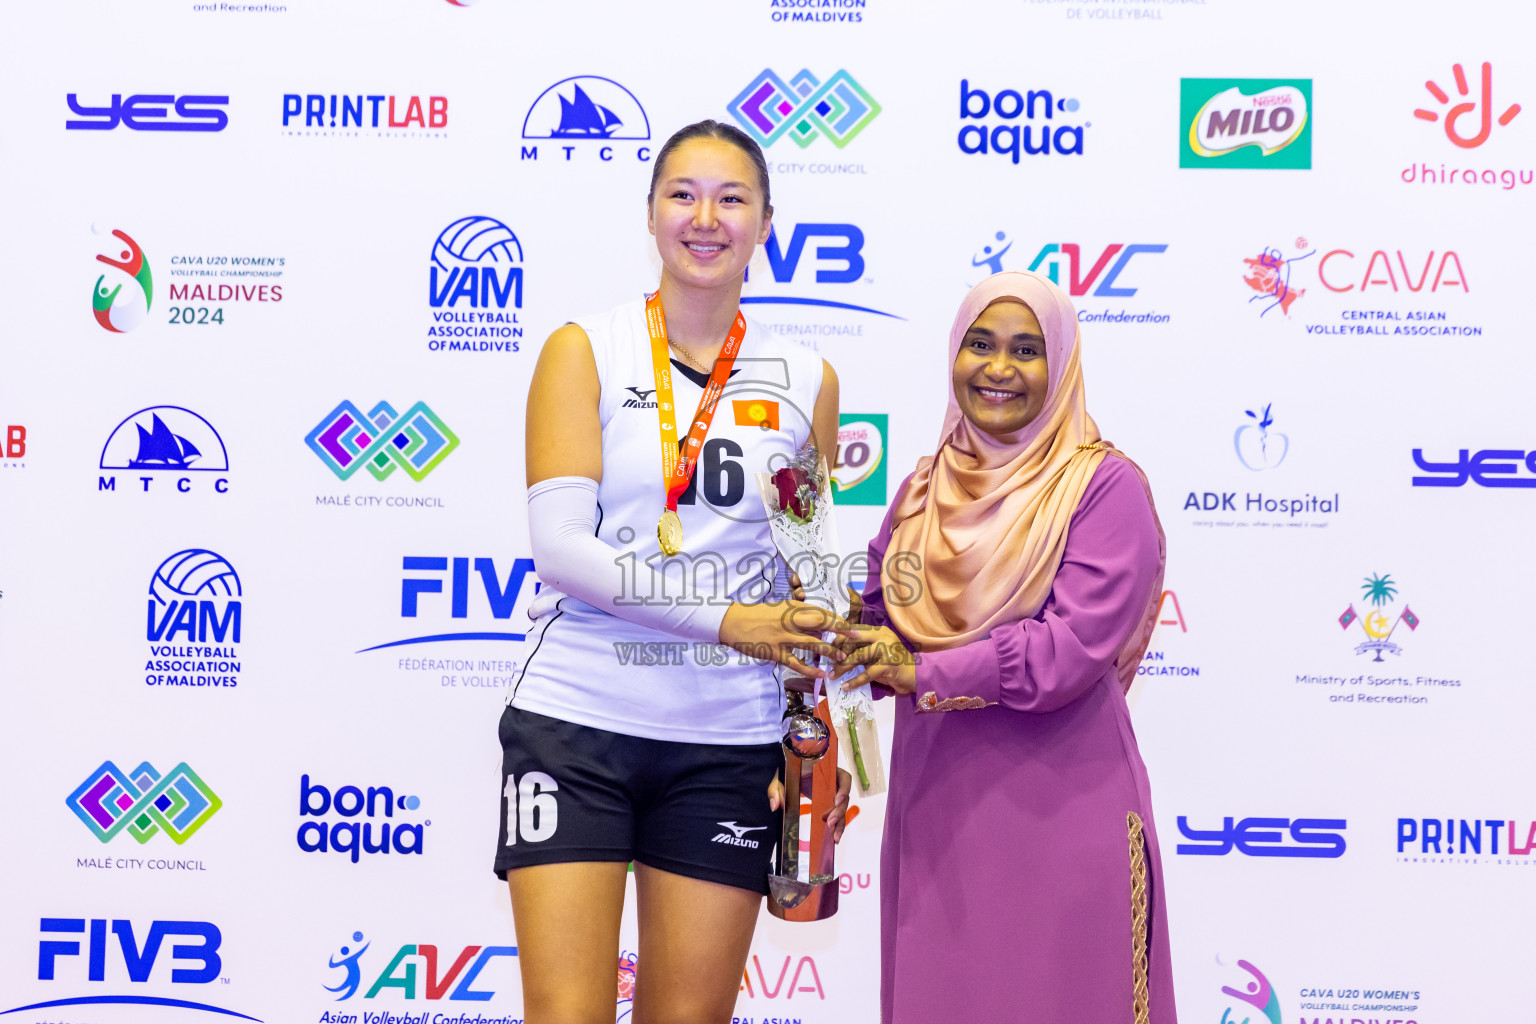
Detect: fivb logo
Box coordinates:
(728, 69, 881, 148)
(67, 761, 221, 845)
(92, 227, 153, 333)
(742, 223, 902, 319)
(359, 556, 538, 652)
(35, 918, 225, 987)
(306, 401, 459, 481)
(427, 216, 524, 354)
(298, 776, 426, 863)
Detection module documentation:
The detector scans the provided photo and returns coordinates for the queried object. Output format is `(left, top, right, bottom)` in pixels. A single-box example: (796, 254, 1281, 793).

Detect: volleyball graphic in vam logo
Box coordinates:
(427, 215, 524, 354)
(91, 226, 152, 333)
(1179, 78, 1311, 169)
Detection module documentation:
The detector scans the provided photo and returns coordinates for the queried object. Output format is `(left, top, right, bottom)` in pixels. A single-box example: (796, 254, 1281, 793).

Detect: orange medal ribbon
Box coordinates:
(644, 290, 748, 555)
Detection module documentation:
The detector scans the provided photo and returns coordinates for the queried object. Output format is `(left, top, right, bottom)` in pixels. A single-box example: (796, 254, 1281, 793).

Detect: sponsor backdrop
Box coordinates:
(0, 1, 1532, 1022)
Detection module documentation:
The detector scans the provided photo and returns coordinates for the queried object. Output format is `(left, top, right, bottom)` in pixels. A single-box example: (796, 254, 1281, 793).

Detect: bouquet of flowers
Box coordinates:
(758, 444, 887, 796)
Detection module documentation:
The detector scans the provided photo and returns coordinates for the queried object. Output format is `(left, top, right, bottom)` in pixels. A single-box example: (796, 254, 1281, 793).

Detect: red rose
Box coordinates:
(772, 466, 814, 521)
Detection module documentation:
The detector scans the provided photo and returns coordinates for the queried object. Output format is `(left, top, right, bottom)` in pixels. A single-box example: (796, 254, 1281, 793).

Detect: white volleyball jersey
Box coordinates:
(510, 297, 825, 744)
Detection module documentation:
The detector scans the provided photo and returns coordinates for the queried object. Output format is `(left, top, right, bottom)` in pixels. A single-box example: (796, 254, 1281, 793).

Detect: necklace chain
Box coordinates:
(669, 340, 714, 374)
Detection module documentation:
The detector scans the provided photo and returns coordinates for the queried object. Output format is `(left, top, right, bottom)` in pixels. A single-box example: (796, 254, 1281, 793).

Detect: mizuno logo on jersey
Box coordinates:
(622, 386, 658, 409)
(712, 821, 767, 848)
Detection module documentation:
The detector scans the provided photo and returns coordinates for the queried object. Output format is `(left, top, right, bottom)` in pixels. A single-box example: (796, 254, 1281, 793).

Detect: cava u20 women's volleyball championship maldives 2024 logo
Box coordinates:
(1180, 79, 1312, 169)
(91, 226, 153, 333)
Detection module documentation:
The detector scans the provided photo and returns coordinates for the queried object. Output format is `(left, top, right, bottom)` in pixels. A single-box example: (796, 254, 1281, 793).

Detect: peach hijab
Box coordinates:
(885, 271, 1165, 692)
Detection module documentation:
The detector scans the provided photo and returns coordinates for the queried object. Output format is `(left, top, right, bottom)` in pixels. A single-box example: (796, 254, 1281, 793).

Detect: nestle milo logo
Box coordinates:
(1180, 78, 1312, 169)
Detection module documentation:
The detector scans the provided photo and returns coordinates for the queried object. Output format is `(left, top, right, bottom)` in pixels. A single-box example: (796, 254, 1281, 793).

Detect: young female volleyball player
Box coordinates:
(500, 120, 849, 1023)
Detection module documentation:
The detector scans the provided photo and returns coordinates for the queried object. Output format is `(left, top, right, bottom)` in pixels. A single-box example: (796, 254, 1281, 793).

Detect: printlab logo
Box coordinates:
(359, 555, 539, 653)
(1179, 79, 1311, 169)
(281, 92, 447, 136)
(145, 549, 242, 689)
(1218, 959, 1281, 1024)
(3, 424, 26, 467)
(728, 69, 880, 148)
(1397, 815, 1536, 863)
(427, 216, 524, 354)
(1415, 62, 1521, 148)
(1241, 242, 1314, 318)
(958, 81, 1086, 162)
(99, 406, 230, 494)
(67, 761, 221, 845)
(1338, 573, 1420, 661)
(92, 227, 153, 333)
(1235, 404, 1287, 470)
(306, 401, 458, 482)
(520, 76, 652, 163)
(1413, 447, 1536, 488)
(66, 93, 229, 132)
(831, 414, 886, 504)
(297, 775, 427, 863)
(1176, 816, 1346, 858)
(324, 930, 518, 1002)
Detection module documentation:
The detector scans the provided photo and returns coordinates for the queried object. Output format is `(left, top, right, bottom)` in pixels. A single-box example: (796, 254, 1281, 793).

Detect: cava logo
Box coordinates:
(1414, 62, 1520, 149)
(306, 401, 458, 481)
(92, 227, 153, 333)
(520, 76, 652, 163)
(298, 776, 427, 863)
(1242, 244, 1315, 318)
(1180, 79, 1311, 169)
(99, 406, 230, 494)
(728, 69, 880, 148)
(67, 761, 222, 845)
(831, 414, 886, 504)
(145, 549, 242, 688)
(427, 216, 524, 354)
(1338, 573, 1420, 661)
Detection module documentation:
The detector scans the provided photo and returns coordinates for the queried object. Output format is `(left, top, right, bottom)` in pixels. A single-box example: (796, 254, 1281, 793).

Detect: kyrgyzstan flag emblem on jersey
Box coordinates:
(733, 399, 779, 430)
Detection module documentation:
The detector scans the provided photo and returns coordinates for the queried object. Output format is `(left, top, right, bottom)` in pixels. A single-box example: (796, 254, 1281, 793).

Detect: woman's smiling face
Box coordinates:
(951, 298, 1050, 436)
(647, 136, 771, 291)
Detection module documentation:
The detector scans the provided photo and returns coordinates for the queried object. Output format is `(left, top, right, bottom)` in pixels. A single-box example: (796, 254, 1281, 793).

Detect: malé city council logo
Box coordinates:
(92, 226, 153, 333)
(67, 760, 221, 844)
(1179, 78, 1311, 169)
(1339, 573, 1421, 661)
(728, 69, 880, 148)
(306, 401, 459, 481)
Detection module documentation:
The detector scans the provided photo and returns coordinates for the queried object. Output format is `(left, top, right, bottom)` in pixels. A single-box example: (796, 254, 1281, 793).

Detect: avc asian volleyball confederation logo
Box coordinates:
(92, 226, 153, 333)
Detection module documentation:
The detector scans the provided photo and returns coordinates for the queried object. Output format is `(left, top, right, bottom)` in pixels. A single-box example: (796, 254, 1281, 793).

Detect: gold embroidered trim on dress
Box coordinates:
(915, 692, 996, 712)
(1128, 811, 1150, 1024)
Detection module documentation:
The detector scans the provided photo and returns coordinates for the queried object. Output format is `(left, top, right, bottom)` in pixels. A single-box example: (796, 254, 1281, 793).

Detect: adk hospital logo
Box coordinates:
(427, 216, 524, 354)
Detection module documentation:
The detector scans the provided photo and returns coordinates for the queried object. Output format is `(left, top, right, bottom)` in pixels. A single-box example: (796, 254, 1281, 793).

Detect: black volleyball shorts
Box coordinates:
(494, 704, 784, 894)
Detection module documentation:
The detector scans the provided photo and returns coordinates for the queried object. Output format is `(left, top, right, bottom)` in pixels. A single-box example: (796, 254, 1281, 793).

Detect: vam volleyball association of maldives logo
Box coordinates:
(92, 226, 153, 333)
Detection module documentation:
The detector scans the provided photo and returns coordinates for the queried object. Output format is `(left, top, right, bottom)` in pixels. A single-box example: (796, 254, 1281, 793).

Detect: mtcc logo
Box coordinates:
(1415, 62, 1521, 148)
(92, 227, 153, 333)
(728, 69, 880, 148)
(1338, 573, 1420, 661)
(306, 401, 459, 481)
(67, 761, 221, 845)
(99, 406, 230, 493)
(1235, 404, 1287, 470)
(427, 216, 524, 354)
(521, 76, 651, 162)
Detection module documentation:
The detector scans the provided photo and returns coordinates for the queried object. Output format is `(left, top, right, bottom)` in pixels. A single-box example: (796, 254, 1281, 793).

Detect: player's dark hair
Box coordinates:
(646, 119, 772, 216)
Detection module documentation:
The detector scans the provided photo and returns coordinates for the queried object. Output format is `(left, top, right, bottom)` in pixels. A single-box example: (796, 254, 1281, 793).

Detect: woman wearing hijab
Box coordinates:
(832, 270, 1175, 1023)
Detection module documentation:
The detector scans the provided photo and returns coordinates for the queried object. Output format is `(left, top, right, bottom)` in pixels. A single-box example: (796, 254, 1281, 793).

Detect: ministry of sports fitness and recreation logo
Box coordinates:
(67, 761, 221, 844)
(1179, 78, 1311, 169)
(728, 69, 880, 148)
(306, 401, 458, 482)
(520, 76, 651, 164)
(1339, 573, 1421, 661)
(98, 406, 230, 494)
(145, 549, 243, 689)
(427, 216, 524, 354)
(92, 227, 153, 333)
(831, 414, 886, 505)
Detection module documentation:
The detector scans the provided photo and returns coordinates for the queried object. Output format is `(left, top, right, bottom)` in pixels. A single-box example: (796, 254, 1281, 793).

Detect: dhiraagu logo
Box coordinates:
(1180, 79, 1311, 169)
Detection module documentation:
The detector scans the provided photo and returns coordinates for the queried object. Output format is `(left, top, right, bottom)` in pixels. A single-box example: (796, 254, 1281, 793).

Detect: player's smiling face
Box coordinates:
(952, 298, 1050, 436)
(648, 137, 770, 291)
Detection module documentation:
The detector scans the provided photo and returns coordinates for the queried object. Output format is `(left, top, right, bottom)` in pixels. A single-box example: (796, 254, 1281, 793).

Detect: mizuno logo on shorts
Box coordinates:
(712, 820, 767, 848)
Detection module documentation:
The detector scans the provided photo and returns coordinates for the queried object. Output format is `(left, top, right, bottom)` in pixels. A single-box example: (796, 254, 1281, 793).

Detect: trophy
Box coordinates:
(767, 688, 839, 920)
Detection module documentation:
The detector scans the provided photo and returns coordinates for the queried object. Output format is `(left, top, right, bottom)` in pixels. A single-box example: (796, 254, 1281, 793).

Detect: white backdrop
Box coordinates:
(2, 1, 1534, 1022)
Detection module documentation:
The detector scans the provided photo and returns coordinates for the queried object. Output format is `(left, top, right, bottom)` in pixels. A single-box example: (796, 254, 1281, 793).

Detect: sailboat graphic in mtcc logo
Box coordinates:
(99, 406, 231, 494)
(522, 76, 650, 141)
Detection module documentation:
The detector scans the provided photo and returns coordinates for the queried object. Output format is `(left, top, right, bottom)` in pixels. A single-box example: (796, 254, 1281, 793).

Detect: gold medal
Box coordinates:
(658, 508, 684, 556)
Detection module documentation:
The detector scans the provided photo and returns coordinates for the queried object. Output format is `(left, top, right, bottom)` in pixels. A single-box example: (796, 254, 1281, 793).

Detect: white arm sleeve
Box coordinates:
(526, 476, 732, 644)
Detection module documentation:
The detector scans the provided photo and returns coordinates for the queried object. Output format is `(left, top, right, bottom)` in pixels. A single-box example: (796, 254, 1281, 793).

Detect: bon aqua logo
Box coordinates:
(92, 226, 153, 333)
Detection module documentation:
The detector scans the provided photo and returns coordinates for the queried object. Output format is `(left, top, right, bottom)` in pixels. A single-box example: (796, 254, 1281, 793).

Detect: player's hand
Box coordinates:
(788, 571, 863, 626)
(824, 768, 853, 844)
(720, 600, 846, 678)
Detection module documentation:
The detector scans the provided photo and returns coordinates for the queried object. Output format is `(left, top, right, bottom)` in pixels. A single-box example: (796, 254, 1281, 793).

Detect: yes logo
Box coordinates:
(1235, 404, 1288, 471)
(66, 94, 229, 132)
(1415, 62, 1521, 148)
(1176, 816, 1347, 858)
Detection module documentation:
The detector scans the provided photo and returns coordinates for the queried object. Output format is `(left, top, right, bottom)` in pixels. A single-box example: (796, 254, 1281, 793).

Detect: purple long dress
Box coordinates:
(866, 456, 1176, 1024)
